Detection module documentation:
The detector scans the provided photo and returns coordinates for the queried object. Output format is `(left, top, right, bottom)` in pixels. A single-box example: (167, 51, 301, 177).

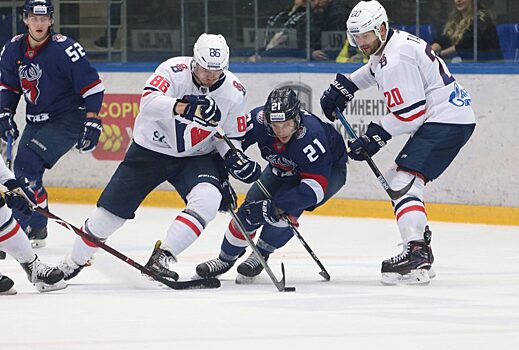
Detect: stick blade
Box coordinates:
(162, 277, 221, 290)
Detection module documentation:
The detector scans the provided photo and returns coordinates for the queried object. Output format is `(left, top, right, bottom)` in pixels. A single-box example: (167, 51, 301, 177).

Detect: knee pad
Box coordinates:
(186, 182, 221, 223)
(86, 207, 126, 240)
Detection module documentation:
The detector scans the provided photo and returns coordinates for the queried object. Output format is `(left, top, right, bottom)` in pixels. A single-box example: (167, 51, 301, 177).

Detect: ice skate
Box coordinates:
(59, 256, 89, 281)
(235, 252, 269, 284)
(381, 240, 432, 285)
(20, 255, 67, 292)
(0, 274, 17, 295)
(423, 226, 436, 279)
(144, 240, 179, 282)
(196, 257, 235, 278)
(27, 226, 48, 249)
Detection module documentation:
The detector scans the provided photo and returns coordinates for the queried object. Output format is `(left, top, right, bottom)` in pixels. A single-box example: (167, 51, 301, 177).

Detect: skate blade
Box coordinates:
(0, 288, 18, 295)
(35, 280, 68, 293)
(428, 267, 436, 279)
(30, 239, 47, 249)
(381, 269, 430, 286)
(235, 273, 258, 284)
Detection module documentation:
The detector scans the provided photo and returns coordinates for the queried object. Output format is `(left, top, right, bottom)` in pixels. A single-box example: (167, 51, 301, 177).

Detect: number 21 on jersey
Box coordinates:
(303, 138, 326, 162)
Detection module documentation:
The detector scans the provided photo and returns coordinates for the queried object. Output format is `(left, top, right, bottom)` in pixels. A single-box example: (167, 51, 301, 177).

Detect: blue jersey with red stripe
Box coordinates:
(244, 106, 347, 214)
(0, 33, 104, 122)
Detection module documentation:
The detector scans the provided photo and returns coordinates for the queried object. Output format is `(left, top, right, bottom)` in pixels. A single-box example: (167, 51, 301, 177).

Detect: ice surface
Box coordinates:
(1, 204, 518, 349)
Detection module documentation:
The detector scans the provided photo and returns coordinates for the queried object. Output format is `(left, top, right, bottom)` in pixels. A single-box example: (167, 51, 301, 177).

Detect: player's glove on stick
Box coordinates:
(4, 177, 37, 215)
(320, 74, 358, 122)
(76, 117, 103, 153)
(224, 149, 261, 184)
(0, 109, 19, 143)
(180, 95, 221, 127)
(243, 199, 280, 226)
(218, 179, 238, 212)
(347, 122, 392, 161)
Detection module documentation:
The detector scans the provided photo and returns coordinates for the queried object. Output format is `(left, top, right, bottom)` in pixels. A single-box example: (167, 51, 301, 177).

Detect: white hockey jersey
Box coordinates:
(350, 30, 476, 137)
(132, 57, 247, 157)
(0, 159, 15, 185)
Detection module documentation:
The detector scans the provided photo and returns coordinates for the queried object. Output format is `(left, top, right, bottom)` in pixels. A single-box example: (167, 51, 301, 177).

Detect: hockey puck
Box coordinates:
(284, 287, 296, 292)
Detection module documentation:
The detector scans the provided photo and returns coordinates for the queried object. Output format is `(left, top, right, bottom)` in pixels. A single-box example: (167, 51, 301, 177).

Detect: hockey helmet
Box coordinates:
(263, 88, 301, 135)
(346, 0, 388, 49)
(24, 0, 54, 17)
(193, 33, 229, 71)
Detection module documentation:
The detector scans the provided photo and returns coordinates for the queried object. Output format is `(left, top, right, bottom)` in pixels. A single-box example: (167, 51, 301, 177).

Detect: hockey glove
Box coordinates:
(347, 122, 392, 161)
(224, 149, 261, 184)
(76, 118, 103, 153)
(243, 199, 280, 226)
(218, 179, 238, 212)
(320, 74, 358, 122)
(0, 109, 19, 143)
(4, 177, 37, 215)
(179, 95, 221, 128)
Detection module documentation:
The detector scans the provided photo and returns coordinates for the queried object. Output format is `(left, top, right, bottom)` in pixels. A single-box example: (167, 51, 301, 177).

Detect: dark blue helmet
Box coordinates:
(264, 88, 301, 125)
(24, 0, 54, 17)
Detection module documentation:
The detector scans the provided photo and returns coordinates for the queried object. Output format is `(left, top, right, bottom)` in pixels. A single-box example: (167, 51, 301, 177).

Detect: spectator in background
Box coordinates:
(431, 0, 502, 61)
(250, 0, 345, 61)
(335, 38, 368, 63)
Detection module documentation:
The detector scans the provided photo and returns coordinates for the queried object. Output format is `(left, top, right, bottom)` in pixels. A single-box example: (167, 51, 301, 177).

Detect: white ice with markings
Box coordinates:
(1, 203, 518, 349)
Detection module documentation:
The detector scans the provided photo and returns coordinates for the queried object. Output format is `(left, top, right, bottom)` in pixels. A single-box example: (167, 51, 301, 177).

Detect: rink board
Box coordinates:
(47, 187, 519, 226)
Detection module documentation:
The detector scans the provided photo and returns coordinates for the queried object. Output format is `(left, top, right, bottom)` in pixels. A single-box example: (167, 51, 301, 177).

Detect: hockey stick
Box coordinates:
(334, 107, 415, 201)
(0, 135, 13, 260)
(227, 203, 295, 292)
(6, 134, 13, 170)
(0, 185, 221, 290)
(215, 125, 329, 281)
(255, 179, 331, 281)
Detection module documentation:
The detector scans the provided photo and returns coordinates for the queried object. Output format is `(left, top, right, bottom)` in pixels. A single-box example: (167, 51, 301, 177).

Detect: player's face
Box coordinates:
(192, 64, 224, 87)
(271, 119, 297, 144)
(352, 31, 381, 56)
(25, 14, 52, 41)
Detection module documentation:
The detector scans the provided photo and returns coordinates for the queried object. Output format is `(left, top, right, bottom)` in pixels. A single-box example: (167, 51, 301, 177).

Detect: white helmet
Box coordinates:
(346, 1, 388, 49)
(193, 33, 229, 71)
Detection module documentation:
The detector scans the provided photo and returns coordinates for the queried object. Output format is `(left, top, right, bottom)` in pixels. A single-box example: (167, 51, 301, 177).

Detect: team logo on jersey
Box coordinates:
(256, 110, 266, 124)
(380, 54, 387, 68)
(19, 63, 42, 104)
(52, 34, 68, 42)
(448, 82, 471, 107)
(295, 125, 307, 139)
(171, 63, 188, 73)
(233, 80, 246, 96)
(265, 154, 297, 177)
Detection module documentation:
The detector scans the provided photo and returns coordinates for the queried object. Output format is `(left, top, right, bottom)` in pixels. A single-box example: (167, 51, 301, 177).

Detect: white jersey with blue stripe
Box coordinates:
(349, 29, 476, 137)
(133, 56, 247, 158)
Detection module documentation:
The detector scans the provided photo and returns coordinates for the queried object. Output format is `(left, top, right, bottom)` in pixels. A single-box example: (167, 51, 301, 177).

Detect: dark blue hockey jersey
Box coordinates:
(244, 106, 347, 215)
(0, 33, 104, 123)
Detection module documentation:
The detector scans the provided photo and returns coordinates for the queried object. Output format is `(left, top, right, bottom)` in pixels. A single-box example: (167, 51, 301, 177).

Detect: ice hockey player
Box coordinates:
(0, 157, 66, 295)
(0, 0, 105, 248)
(320, 0, 476, 285)
(58, 33, 261, 283)
(196, 88, 347, 283)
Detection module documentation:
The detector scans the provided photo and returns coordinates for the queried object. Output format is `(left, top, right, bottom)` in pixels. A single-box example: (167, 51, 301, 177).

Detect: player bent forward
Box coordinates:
(320, 1, 476, 285)
(58, 33, 261, 283)
(196, 88, 348, 283)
